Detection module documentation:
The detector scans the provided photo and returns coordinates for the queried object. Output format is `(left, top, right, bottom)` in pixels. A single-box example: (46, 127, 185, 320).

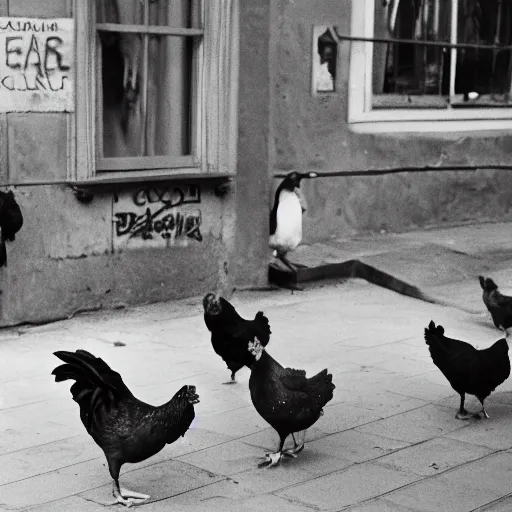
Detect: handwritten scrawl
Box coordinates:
(115, 209, 202, 242)
(113, 185, 204, 248)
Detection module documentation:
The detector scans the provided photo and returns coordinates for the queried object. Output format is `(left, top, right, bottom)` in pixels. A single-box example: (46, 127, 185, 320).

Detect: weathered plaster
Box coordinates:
(8, 0, 71, 18)
(8, 114, 68, 184)
(0, 183, 231, 326)
(270, 0, 512, 242)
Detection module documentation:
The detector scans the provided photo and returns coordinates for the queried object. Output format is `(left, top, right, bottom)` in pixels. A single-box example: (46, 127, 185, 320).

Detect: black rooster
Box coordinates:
(479, 276, 512, 332)
(52, 350, 199, 506)
(247, 337, 335, 467)
(424, 321, 510, 420)
(0, 190, 23, 267)
(203, 293, 271, 384)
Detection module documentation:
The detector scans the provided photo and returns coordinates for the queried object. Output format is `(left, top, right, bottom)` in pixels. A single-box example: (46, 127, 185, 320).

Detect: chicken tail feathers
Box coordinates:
(52, 350, 130, 432)
(254, 311, 271, 346)
(308, 368, 335, 409)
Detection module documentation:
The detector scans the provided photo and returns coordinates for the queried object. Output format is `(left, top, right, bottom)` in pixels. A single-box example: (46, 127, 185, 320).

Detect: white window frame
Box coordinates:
(348, 0, 512, 133)
(69, 0, 239, 184)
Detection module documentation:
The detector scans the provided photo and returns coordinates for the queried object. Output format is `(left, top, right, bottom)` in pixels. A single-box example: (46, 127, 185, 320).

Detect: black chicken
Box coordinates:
(52, 350, 199, 506)
(424, 320, 510, 420)
(0, 190, 23, 267)
(479, 276, 512, 332)
(247, 337, 335, 467)
(203, 293, 271, 384)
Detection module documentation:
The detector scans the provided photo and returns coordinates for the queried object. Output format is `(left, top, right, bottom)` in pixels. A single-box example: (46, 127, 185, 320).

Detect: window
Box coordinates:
(349, 0, 512, 132)
(72, 0, 239, 184)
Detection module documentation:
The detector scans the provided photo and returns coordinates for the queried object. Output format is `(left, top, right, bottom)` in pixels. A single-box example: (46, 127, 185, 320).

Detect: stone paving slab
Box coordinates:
(355, 404, 470, 444)
(385, 475, 500, 512)
(375, 437, 494, 477)
(276, 462, 421, 511)
(306, 430, 412, 464)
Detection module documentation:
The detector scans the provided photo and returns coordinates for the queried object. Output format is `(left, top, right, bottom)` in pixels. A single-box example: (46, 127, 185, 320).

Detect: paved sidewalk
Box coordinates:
(1, 278, 512, 511)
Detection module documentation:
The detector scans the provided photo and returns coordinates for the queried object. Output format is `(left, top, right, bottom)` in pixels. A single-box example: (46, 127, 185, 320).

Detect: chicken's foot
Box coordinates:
(455, 410, 473, 420)
(111, 481, 150, 507)
(258, 451, 283, 468)
(278, 254, 298, 273)
(119, 488, 150, 500)
(222, 372, 237, 385)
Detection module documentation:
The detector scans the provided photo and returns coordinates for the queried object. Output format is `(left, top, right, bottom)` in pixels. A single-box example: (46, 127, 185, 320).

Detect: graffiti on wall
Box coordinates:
(0, 17, 74, 112)
(113, 185, 203, 249)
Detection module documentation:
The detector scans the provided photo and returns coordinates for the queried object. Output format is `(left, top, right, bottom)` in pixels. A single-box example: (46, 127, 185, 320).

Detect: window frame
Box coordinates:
(348, 0, 512, 133)
(70, 0, 239, 184)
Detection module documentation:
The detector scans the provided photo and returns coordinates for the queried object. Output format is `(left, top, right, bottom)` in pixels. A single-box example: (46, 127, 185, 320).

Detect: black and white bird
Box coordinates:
(269, 171, 317, 272)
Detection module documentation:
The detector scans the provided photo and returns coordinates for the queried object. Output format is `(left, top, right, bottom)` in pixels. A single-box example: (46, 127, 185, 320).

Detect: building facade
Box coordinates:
(1, 0, 511, 326)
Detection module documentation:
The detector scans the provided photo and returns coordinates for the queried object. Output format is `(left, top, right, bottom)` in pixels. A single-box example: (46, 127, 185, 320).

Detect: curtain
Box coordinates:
(203, 0, 239, 172)
(97, 0, 189, 158)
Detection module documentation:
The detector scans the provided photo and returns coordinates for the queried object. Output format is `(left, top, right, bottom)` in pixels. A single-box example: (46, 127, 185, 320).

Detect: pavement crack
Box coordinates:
(276, 493, 322, 511)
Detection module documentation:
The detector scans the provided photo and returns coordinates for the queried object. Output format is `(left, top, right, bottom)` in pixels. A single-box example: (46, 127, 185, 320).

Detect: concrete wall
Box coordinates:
(269, 0, 512, 243)
(0, 0, 253, 326)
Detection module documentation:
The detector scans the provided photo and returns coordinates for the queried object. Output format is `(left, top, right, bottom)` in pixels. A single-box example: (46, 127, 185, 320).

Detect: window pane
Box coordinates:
(373, 0, 452, 100)
(454, 0, 512, 104)
(96, 0, 200, 28)
(99, 33, 193, 158)
(151, 1, 200, 28)
(96, 0, 144, 25)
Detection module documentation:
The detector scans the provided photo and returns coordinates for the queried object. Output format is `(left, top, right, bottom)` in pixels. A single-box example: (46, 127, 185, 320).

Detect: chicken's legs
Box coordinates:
(476, 398, 490, 419)
(283, 430, 306, 457)
(108, 460, 150, 507)
(455, 393, 473, 420)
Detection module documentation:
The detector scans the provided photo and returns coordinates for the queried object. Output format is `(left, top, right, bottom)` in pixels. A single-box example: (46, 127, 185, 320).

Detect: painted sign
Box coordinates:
(113, 185, 203, 250)
(0, 17, 74, 112)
